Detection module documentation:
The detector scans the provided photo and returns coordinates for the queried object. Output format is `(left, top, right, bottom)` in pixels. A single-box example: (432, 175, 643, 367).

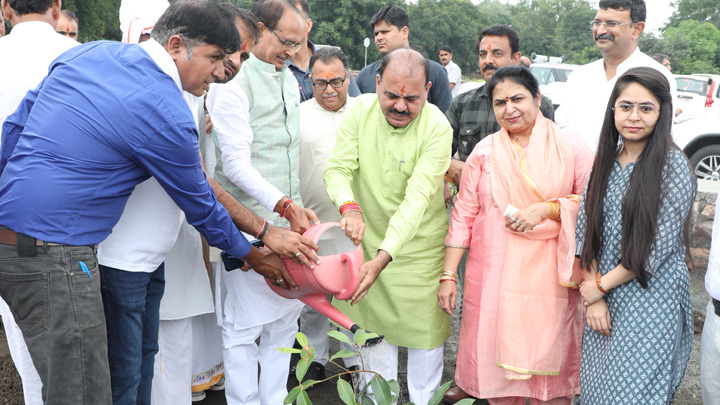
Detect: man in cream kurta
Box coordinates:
(324, 49, 451, 404)
(296, 46, 356, 381)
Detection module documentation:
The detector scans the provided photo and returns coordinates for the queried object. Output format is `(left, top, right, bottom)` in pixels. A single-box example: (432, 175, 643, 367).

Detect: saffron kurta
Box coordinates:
(324, 94, 452, 349)
(445, 130, 592, 400)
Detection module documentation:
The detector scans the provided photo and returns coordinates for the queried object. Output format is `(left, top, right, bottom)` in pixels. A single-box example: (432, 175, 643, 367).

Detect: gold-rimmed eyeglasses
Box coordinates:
(266, 27, 302, 53)
(613, 102, 660, 117)
(590, 20, 634, 29)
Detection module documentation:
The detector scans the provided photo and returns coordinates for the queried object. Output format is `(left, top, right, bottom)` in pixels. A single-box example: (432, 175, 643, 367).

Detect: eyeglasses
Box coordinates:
(312, 76, 347, 90)
(662, 62, 672, 68)
(266, 27, 302, 53)
(613, 102, 660, 116)
(590, 20, 634, 29)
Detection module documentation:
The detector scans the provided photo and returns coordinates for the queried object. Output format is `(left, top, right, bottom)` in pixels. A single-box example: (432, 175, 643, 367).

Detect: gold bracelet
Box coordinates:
(441, 271, 458, 279)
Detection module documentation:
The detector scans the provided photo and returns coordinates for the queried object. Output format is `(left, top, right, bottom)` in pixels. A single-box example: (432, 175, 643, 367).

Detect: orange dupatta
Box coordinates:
(490, 114, 582, 379)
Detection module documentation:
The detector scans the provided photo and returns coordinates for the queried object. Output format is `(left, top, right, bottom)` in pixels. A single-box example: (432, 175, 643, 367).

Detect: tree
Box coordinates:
(407, 0, 486, 74)
(667, 0, 720, 31)
(309, 0, 403, 70)
(62, 0, 122, 42)
(662, 20, 720, 74)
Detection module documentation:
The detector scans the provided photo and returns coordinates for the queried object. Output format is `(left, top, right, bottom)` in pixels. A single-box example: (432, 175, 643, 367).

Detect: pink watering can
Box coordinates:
(266, 222, 367, 334)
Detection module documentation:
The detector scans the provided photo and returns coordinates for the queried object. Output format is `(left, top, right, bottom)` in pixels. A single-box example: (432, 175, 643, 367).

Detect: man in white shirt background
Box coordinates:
(555, 0, 676, 151)
(438, 45, 461, 98)
(0, 1, 78, 403)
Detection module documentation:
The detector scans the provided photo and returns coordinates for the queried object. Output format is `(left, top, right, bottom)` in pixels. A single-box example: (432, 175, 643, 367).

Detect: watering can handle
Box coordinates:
(336, 250, 363, 300)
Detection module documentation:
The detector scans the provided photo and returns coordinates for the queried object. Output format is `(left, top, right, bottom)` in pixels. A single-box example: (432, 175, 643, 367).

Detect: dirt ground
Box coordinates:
(0, 269, 708, 404)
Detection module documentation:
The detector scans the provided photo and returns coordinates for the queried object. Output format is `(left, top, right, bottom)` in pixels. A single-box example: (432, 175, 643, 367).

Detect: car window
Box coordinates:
(676, 77, 708, 96)
(530, 67, 552, 85)
(555, 68, 574, 82)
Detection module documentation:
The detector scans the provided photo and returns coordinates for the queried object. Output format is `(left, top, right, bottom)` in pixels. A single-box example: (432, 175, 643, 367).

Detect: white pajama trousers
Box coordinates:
(0, 297, 42, 405)
(701, 300, 720, 405)
(299, 305, 330, 366)
(151, 318, 193, 405)
(341, 333, 444, 405)
(221, 307, 302, 405)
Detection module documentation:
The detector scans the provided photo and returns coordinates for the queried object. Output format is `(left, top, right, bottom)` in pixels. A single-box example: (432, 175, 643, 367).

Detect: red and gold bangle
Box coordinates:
(279, 199, 293, 218)
(596, 271, 610, 294)
(439, 276, 457, 283)
(340, 201, 362, 215)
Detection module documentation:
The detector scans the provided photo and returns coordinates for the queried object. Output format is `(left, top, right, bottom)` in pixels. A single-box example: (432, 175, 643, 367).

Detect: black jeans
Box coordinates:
(0, 242, 111, 404)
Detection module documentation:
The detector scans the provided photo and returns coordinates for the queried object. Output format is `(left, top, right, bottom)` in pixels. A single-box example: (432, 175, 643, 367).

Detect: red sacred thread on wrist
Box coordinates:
(255, 220, 268, 240)
(279, 199, 293, 218)
(340, 201, 362, 215)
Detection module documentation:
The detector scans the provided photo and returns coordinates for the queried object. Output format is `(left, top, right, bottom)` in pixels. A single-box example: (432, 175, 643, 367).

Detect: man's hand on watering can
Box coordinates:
(340, 211, 365, 245)
(262, 225, 320, 269)
(276, 197, 320, 234)
(350, 250, 391, 305)
(244, 246, 298, 290)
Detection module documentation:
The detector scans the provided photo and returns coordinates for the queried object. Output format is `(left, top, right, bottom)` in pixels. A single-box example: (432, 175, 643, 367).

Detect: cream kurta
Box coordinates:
(324, 94, 452, 349)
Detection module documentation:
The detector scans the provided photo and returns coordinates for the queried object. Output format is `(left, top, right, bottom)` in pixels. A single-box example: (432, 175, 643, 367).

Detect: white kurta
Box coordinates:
(555, 47, 677, 152)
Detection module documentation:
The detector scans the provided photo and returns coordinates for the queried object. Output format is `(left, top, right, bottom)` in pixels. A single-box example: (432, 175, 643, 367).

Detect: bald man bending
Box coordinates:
(324, 48, 452, 404)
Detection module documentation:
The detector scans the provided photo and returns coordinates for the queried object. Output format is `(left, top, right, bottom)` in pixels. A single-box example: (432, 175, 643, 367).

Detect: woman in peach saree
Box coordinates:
(438, 66, 593, 404)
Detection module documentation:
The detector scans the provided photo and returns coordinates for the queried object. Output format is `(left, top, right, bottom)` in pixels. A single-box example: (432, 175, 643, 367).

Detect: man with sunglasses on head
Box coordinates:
(555, 0, 676, 152)
(206, 0, 320, 403)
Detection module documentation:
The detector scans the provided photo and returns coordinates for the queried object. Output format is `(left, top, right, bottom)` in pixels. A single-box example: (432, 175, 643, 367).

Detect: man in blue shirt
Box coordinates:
(0, 1, 317, 403)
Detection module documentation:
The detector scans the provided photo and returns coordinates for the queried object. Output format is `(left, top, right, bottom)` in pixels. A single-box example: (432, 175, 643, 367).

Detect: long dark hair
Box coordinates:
(579, 67, 678, 288)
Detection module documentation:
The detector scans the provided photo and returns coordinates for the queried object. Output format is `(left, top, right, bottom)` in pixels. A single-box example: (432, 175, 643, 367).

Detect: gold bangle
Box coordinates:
(441, 271, 458, 279)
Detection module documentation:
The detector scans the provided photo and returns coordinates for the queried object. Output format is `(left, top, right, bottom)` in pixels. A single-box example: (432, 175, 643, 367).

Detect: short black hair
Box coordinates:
(60, 9, 78, 24)
(486, 65, 540, 102)
(477, 25, 520, 55)
(439, 45, 452, 54)
(7, 0, 54, 16)
(252, 0, 301, 31)
(651, 53, 669, 64)
(377, 48, 430, 87)
(152, 1, 241, 54)
(288, 0, 310, 19)
(217, 3, 260, 46)
(309, 46, 349, 75)
(598, 0, 646, 23)
(370, 5, 409, 30)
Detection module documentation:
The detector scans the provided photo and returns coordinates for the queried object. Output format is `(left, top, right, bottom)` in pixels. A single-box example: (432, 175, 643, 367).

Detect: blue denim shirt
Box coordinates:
(0, 41, 251, 258)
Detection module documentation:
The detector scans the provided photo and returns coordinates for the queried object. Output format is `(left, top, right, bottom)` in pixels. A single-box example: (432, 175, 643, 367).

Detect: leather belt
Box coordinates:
(713, 298, 720, 318)
(0, 228, 60, 247)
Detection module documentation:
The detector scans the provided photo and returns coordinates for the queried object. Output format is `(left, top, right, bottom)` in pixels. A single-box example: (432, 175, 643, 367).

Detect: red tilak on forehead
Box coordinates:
(241, 43, 247, 51)
(487, 43, 492, 51)
(66, 25, 70, 32)
(400, 85, 406, 94)
(321, 72, 334, 79)
(505, 96, 510, 102)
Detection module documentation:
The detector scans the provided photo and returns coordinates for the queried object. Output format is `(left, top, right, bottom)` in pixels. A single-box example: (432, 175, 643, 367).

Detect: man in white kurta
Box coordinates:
(554, 0, 676, 151)
(296, 46, 356, 380)
(0, 2, 78, 403)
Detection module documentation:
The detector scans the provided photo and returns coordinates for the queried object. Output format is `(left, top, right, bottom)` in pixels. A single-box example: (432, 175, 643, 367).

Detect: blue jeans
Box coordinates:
(0, 241, 111, 405)
(100, 263, 165, 405)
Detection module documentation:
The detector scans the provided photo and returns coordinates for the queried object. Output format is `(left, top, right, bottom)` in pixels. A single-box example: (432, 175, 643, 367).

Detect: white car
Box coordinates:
(528, 63, 580, 109)
(674, 114, 720, 181)
(675, 74, 720, 120)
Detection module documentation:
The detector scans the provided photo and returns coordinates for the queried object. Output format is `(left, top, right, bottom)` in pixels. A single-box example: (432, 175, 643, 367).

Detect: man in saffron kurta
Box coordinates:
(324, 49, 451, 405)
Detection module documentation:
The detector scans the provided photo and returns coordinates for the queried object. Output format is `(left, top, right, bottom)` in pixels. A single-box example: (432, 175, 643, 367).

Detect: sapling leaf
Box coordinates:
(330, 349, 359, 361)
(296, 357, 310, 382)
(427, 381, 453, 405)
(455, 399, 477, 405)
(277, 347, 302, 354)
(337, 377, 356, 405)
(353, 329, 380, 345)
(296, 331, 309, 348)
(370, 376, 392, 405)
(388, 379, 400, 396)
(328, 330, 352, 344)
(284, 386, 301, 404)
(296, 390, 312, 405)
